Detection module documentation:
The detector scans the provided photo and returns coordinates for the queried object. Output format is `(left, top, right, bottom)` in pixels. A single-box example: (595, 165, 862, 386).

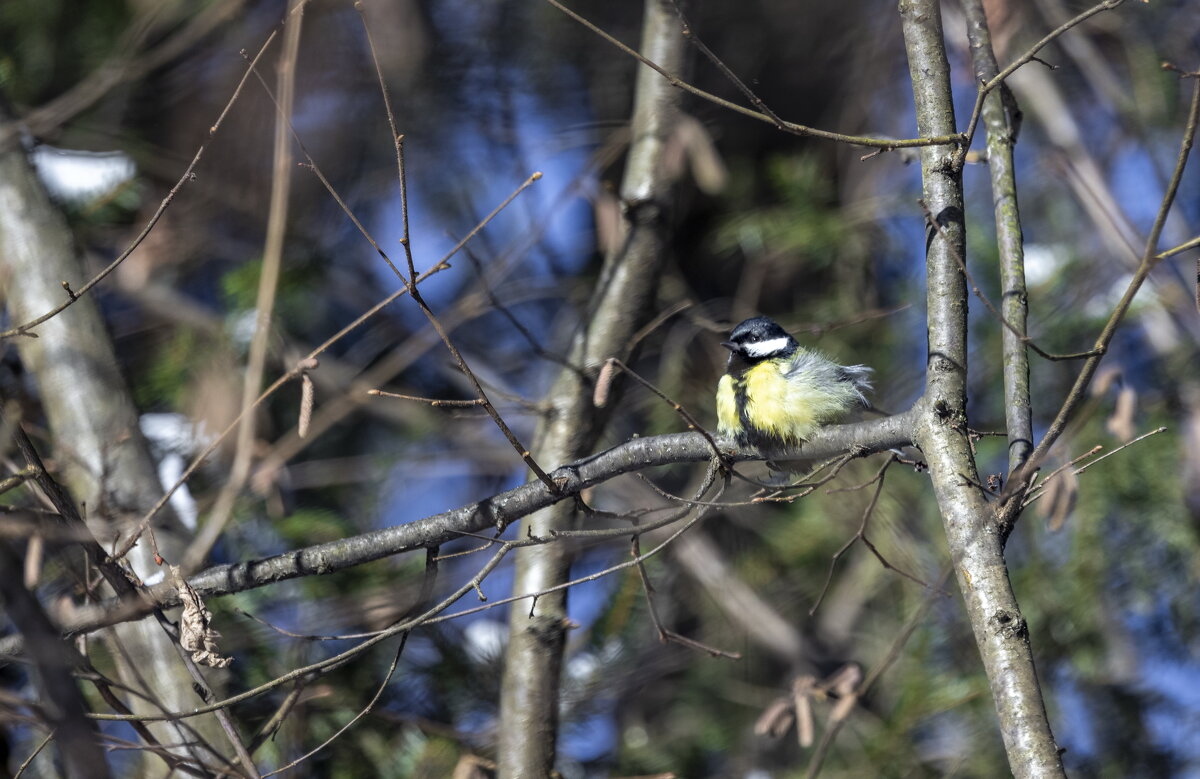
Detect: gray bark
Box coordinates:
(960, 0, 1033, 475)
(0, 541, 110, 779)
(496, 2, 687, 774)
(0, 412, 914, 655)
(0, 115, 230, 769)
(899, 1, 1065, 775)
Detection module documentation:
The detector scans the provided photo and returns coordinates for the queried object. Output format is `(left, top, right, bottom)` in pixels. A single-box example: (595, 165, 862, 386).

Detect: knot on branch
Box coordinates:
(524, 613, 571, 645)
(549, 464, 583, 495)
(989, 609, 1028, 641)
(622, 197, 667, 226)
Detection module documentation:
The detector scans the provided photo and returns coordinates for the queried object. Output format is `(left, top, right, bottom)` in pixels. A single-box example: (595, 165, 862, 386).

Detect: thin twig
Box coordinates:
(366, 389, 485, 408)
(247, 685, 305, 754)
(959, 0, 1127, 156)
(1020, 445, 1101, 506)
(347, 7, 559, 491)
(921, 200, 1099, 361)
(83, 663, 213, 777)
(1001, 75, 1200, 530)
(260, 637, 407, 777)
(0, 28, 280, 339)
(542, 0, 962, 150)
(748, 453, 857, 495)
(1155, 234, 1199, 259)
(601, 358, 724, 461)
(12, 730, 54, 779)
(626, 300, 693, 355)
(356, 2, 417, 283)
(1073, 426, 1167, 475)
(459, 243, 580, 372)
(404, 267, 561, 491)
(666, 0, 788, 131)
(1023, 427, 1167, 507)
(634, 537, 741, 658)
(804, 565, 954, 777)
(553, 464, 719, 542)
(809, 456, 937, 616)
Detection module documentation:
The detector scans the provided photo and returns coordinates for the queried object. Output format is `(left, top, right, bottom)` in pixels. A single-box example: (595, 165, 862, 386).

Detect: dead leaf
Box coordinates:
(1106, 385, 1138, 442)
(753, 696, 795, 738)
(1043, 468, 1079, 532)
(172, 565, 233, 668)
(593, 189, 624, 255)
(677, 115, 728, 195)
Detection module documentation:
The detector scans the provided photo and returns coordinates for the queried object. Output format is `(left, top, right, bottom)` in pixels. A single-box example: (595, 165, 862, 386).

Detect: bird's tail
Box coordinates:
(838, 364, 874, 409)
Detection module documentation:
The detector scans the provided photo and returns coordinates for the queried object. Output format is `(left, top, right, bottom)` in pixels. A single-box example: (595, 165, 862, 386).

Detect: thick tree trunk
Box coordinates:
(0, 115, 230, 770)
(496, 2, 686, 775)
(898, 2, 1065, 775)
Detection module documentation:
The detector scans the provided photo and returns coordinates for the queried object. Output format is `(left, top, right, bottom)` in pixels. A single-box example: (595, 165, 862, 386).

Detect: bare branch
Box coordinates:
(962, 0, 1034, 473)
(0, 28, 280, 339)
(0, 412, 914, 654)
(903, 0, 1064, 773)
(542, 0, 963, 150)
(1001, 75, 1200, 529)
(959, 0, 1127, 155)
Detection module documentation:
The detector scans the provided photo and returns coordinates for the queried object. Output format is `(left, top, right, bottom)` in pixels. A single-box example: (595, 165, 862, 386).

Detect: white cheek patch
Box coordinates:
(742, 337, 790, 358)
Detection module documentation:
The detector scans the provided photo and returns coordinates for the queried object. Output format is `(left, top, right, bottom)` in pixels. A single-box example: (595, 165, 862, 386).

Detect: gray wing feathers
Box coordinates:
(785, 350, 874, 407)
(837, 364, 873, 391)
(837, 364, 874, 408)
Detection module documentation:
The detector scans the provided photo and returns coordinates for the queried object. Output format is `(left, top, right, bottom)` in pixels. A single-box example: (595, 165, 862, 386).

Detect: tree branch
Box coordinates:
(1001, 75, 1200, 529)
(542, 0, 963, 150)
(0, 413, 915, 655)
(901, 1, 1065, 775)
(960, 1, 1033, 473)
(497, 1, 687, 774)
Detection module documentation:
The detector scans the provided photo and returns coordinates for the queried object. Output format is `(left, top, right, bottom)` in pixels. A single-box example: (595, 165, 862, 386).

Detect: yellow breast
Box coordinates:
(716, 374, 741, 437)
(742, 360, 818, 444)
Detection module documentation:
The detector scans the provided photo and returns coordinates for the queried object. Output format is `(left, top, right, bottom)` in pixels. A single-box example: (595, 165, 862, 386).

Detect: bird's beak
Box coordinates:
(721, 341, 738, 352)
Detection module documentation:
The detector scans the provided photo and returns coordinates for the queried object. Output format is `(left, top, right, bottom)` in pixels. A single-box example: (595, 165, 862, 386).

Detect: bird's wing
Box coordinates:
(837, 364, 874, 393)
(838, 364, 874, 409)
(784, 350, 874, 407)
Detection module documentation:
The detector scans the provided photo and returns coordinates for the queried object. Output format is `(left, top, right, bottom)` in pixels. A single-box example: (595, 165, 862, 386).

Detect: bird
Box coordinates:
(716, 316, 873, 449)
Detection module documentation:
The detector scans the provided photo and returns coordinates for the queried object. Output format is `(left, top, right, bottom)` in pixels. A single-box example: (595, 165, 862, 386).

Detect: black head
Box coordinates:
(721, 316, 798, 364)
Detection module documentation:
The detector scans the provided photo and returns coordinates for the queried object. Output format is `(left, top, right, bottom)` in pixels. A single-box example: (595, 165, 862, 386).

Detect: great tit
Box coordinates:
(716, 316, 873, 449)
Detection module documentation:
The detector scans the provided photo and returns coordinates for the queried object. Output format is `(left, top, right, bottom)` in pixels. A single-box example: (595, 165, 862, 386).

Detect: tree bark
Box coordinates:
(496, 2, 686, 775)
(0, 542, 111, 779)
(899, 2, 1065, 776)
(0, 109, 230, 770)
(960, 0, 1033, 475)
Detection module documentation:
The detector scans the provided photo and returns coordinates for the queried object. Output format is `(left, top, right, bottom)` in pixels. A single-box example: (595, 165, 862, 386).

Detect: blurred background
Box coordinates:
(1, 0, 1198, 775)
